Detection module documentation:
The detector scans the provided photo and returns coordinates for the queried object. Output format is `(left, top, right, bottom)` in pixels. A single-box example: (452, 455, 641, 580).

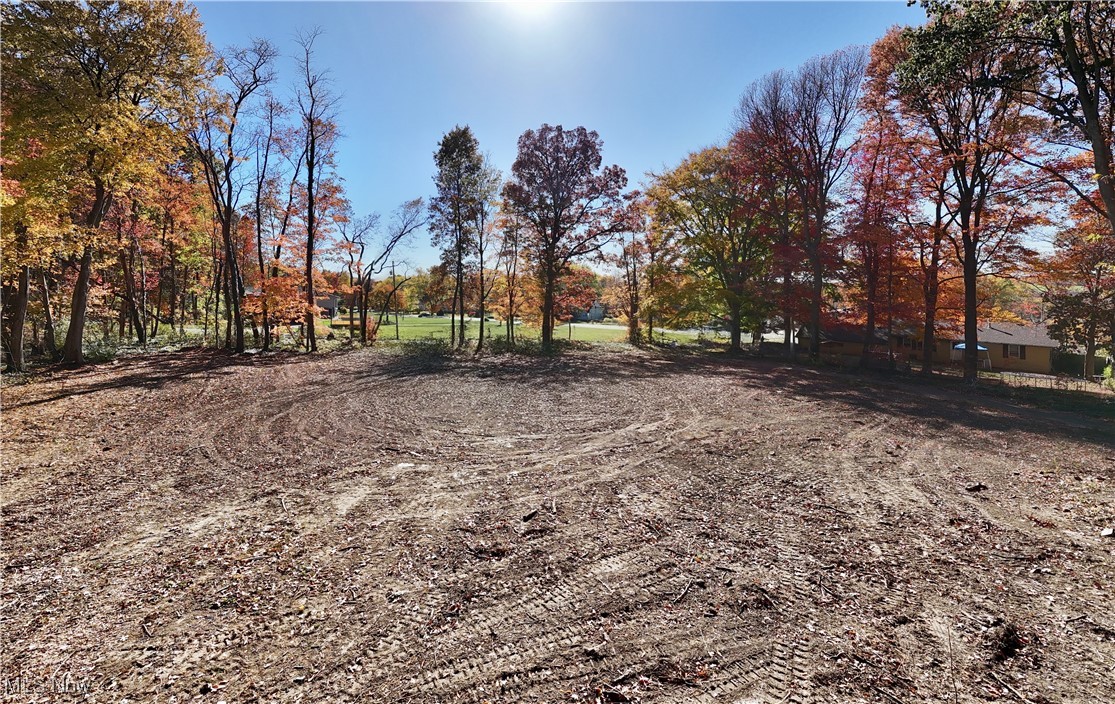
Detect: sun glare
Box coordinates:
(504, 0, 554, 21)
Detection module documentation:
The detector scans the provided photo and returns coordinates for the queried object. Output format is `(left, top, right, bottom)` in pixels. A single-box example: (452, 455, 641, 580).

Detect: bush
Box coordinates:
(399, 336, 453, 358)
(485, 336, 591, 356)
(487, 336, 539, 355)
(1104, 364, 1114, 391)
(83, 336, 122, 363)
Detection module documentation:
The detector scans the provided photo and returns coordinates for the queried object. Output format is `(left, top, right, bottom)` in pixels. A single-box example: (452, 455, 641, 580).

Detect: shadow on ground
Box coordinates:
(6, 344, 1111, 449)
(354, 345, 1115, 448)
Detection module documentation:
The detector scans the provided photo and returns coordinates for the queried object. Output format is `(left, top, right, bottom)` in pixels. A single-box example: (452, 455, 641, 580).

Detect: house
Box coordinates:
(897, 322, 1059, 374)
(800, 321, 1061, 375)
(572, 301, 606, 322)
(949, 322, 1058, 374)
(315, 294, 341, 318)
(795, 324, 890, 363)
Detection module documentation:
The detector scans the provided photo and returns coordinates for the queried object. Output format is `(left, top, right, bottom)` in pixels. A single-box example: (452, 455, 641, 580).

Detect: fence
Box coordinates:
(981, 370, 1113, 395)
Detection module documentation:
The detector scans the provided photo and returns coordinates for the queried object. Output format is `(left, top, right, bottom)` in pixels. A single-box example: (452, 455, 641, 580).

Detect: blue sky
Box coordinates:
(194, 1, 926, 270)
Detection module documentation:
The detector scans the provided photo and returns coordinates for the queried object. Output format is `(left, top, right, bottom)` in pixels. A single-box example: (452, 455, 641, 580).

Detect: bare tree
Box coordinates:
(356, 199, 427, 344)
(472, 163, 502, 352)
(295, 28, 340, 352)
(189, 38, 278, 353)
(497, 213, 525, 346)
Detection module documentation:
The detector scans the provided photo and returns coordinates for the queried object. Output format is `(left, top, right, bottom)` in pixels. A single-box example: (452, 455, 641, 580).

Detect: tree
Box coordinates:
(502, 124, 634, 351)
(920, 2, 1115, 237)
(649, 146, 774, 352)
(737, 47, 868, 359)
(295, 28, 340, 353)
(731, 128, 804, 356)
(472, 164, 502, 352)
(899, 7, 1037, 382)
(605, 226, 650, 345)
(334, 209, 379, 341)
(1, 0, 209, 365)
(494, 214, 526, 345)
(353, 199, 426, 344)
(1046, 214, 1115, 377)
(862, 28, 962, 374)
(248, 94, 307, 348)
(189, 39, 278, 353)
(1, 118, 69, 370)
(430, 126, 496, 349)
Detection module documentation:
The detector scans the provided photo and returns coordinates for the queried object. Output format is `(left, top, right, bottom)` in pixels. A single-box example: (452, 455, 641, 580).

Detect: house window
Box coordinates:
(1005, 344, 1026, 359)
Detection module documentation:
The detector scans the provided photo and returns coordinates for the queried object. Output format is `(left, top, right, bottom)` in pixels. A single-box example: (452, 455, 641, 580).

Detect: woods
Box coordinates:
(2, 0, 1113, 382)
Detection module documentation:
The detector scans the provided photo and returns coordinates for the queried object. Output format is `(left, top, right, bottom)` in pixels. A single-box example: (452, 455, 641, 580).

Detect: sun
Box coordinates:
(504, 0, 555, 21)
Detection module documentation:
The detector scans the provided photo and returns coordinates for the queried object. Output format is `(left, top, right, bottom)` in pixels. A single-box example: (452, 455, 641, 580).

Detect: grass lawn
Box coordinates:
(330, 314, 702, 344)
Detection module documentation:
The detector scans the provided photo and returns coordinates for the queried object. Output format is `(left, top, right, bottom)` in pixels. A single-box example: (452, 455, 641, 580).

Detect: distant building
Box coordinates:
(572, 301, 606, 322)
(315, 294, 341, 318)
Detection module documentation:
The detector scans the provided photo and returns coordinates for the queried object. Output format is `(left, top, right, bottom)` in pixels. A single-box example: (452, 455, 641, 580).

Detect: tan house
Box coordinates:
(899, 322, 1059, 374)
(805, 321, 1061, 375)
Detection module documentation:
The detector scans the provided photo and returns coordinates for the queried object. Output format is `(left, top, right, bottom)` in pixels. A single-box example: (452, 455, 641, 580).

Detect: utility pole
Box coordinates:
(391, 261, 399, 340)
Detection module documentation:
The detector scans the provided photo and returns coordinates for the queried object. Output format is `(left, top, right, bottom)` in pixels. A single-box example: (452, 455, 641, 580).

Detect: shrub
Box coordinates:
(399, 337, 453, 358)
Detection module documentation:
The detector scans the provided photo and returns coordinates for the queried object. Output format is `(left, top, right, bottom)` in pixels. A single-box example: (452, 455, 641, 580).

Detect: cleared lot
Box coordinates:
(2, 347, 1113, 703)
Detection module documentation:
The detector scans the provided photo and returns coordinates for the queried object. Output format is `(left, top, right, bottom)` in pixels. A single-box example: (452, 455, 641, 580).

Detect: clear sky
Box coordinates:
(194, 1, 927, 270)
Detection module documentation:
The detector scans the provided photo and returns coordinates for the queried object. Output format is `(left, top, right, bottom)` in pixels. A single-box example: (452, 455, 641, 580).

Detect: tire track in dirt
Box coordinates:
(5, 349, 1113, 703)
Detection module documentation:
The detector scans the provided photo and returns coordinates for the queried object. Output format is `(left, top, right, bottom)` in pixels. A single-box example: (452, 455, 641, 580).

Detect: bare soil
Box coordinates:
(2, 347, 1113, 703)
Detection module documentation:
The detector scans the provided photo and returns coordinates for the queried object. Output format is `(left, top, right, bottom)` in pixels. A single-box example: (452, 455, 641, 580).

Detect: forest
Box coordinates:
(2, 1, 1113, 385)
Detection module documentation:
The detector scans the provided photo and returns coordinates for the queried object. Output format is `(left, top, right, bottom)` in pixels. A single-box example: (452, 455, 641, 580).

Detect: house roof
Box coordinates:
(965, 322, 1058, 348)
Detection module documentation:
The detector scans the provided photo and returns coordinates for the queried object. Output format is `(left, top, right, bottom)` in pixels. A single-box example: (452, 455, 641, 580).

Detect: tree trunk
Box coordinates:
(457, 254, 466, 348)
(39, 269, 58, 360)
(476, 266, 486, 354)
(167, 244, 177, 333)
(222, 210, 244, 352)
(349, 289, 357, 340)
(3, 266, 30, 372)
(962, 235, 979, 384)
(782, 258, 794, 358)
(808, 249, 823, 360)
(62, 245, 96, 364)
(305, 136, 318, 353)
(729, 305, 742, 353)
(541, 271, 555, 352)
(62, 176, 112, 365)
(120, 247, 146, 346)
(861, 276, 877, 368)
(921, 288, 939, 376)
(223, 257, 233, 350)
(449, 283, 457, 346)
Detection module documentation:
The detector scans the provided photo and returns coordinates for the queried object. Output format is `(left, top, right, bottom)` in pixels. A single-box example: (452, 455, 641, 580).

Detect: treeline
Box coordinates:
(1, 1, 428, 368)
(623, 2, 1113, 383)
(2, 1, 1113, 384)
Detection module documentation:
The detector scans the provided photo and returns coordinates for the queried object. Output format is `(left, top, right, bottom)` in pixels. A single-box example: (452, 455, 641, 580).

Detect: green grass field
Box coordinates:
(329, 314, 705, 344)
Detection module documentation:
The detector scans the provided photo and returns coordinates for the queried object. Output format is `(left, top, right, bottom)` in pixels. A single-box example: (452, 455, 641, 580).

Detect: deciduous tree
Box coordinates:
(502, 124, 634, 351)
(1, 0, 209, 364)
(648, 146, 774, 352)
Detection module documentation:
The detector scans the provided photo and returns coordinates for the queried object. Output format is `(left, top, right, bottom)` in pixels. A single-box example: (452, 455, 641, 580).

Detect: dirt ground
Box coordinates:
(2, 346, 1113, 703)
